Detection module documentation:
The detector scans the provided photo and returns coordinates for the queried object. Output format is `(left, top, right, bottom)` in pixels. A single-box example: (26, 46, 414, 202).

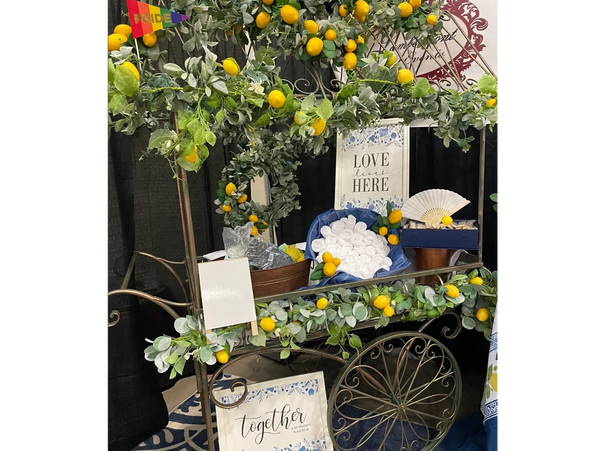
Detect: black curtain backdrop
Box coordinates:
(108, 3, 498, 450)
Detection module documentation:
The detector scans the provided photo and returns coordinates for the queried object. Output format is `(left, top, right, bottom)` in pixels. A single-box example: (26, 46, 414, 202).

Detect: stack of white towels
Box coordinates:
(311, 214, 393, 279)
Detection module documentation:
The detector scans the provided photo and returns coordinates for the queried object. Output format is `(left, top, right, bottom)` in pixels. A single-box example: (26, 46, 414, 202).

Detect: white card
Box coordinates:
(197, 257, 257, 330)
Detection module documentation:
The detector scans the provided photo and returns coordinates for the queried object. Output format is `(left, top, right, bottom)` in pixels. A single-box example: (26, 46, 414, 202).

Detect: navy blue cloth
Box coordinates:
(437, 410, 496, 451)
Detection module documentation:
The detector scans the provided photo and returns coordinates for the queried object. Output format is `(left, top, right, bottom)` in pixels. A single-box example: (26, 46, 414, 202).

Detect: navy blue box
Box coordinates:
(400, 221, 479, 250)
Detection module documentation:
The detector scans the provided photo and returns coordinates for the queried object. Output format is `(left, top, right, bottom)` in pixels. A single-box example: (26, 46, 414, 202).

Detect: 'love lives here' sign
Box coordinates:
(215, 372, 332, 451)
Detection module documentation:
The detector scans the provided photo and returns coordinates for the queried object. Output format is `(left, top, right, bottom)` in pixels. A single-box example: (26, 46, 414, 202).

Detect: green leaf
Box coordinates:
(114, 65, 139, 98)
(342, 351, 350, 359)
(215, 110, 225, 124)
(108, 59, 116, 85)
(212, 80, 229, 94)
(310, 269, 324, 281)
(295, 328, 307, 343)
(205, 131, 217, 147)
(478, 74, 497, 96)
(315, 98, 333, 121)
(348, 333, 362, 350)
(411, 78, 435, 98)
(108, 92, 127, 115)
(163, 63, 186, 77)
(254, 112, 271, 127)
(462, 316, 476, 330)
(487, 364, 493, 380)
(165, 353, 179, 364)
(353, 305, 368, 321)
(249, 328, 266, 347)
(169, 367, 177, 379)
(148, 129, 177, 149)
(280, 348, 291, 359)
(200, 346, 213, 362)
(174, 356, 186, 375)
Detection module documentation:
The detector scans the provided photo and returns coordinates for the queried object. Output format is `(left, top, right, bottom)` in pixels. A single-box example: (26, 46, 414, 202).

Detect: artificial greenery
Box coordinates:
(108, 0, 497, 231)
(145, 267, 496, 378)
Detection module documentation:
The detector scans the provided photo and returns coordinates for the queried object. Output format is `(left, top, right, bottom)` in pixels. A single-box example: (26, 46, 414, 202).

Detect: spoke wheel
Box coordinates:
(327, 332, 462, 451)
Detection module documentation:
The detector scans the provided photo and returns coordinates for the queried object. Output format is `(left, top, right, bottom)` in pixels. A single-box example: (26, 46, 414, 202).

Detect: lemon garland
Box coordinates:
(145, 268, 497, 378)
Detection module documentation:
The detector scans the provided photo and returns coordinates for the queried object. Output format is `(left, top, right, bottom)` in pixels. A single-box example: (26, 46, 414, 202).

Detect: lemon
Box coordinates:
(294, 111, 308, 125)
(223, 58, 239, 76)
(237, 194, 248, 203)
(343, 52, 357, 70)
(357, 35, 365, 44)
(311, 118, 326, 136)
(426, 14, 437, 25)
(120, 61, 140, 80)
(249, 214, 259, 222)
(441, 215, 453, 225)
(323, 262, 337, 277)
(304, 20, 319, 34)
(108, 33, 128, 51)
(386, 52, 396, 67)
(357, 15, 366, 22)
(387, 234, 399, 245)
(322, 252, 333, 263)
(268, 90, 286, 108)
(339, 5, 349, 17)
(444, 284, 459, 298)
(306, 37, 324, 56)
(255, 11, 271, 28)
(388, 210, 402, 224)
(281, 5, 299, 24)
(222, 205, 232, 212)
(251, 226, 258, 236)
(354, 0, 369, 18)
(325, 29, 337, 41)
(215, 350, 229, 363)
(378, 226, 388, 236)
(260, 317, 275, 332)
(225, 182, 236, 196)
(383, 306, 394, 317)
(345, 39, 357, 53)
(114, 24, 132, 37)
(476, 308, 490, 322)
(185, 146, 198, 163)
(397, 68, 414, 84)
(332, 257, 341, 266)
(373, 295, 390, 309)
(489, 373, 498, 392)
(398, 2, 413, 17)
(142, 32, 157, 47)
(470, 277, 483, 285)
(262, 220, 268, 226)
(263, 0, 274, 4)
(409, 0, 421, 8)
(316, 297, 329, 309)
(486, 98, 497, 108)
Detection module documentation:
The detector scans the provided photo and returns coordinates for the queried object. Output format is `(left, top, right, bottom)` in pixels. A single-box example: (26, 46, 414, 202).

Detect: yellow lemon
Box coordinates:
(357, 35, 365, 44)
(322, 252, 334, 263)
(304, 20, 319, 34)
(311, 118, 326, 136)
(294, 111, 308, 125)
(263, 0, 274, 4)
(383, 306, 394, 317)
(441, 215, 453, 225)
(268, 90, 286, 108)
(251, 225, 258, 236)
(387, 234, 399, 245)
(225, 182, 236, 196)
(373, 295, 390, 309)
(426, 14, 438, 25)
(325, 29, 337, 41)
(323, 262, 337, 277)
(345, 39, 357, 53)
(489, 373, 498, 392)
(142, 32, 157, 47)
(388, 210, 402, 224)
(343, 52, 357, 70)
(260, 317, 275, 332)
(215, 350, 229, 363)
(108, 33, 128, 51)
(114, 24, 132, 37)
(306, 37, 324, 56)
(470, 277, 484, 285)
(237, 194, 248, 203)
(120, 61, 140, 80)
(354, 0, 369, 18)
(357, 15, 366, 22)
(379, 226, 388, 236)
(280, 5, 299, 24)
(222, 205, 232, 212)
(339, 5, 349, 17)
(249, 214, 258, 222)
(332, 257, 341, 266)
(444, 284, 459, 298)
(262, 220, 268, 226)
(409, 0, 421, 8)
(386, 52, 396, 67)
(476, 308, 490, 322)
(185, 146, 198, 163)
(316, 297, 329, 309)
(486, 98, 497, 108)
(397, 68, 414, 84)
(398, 2, 413, 17)
(255, 11, 271, 28)
(223, 58, 239, 76)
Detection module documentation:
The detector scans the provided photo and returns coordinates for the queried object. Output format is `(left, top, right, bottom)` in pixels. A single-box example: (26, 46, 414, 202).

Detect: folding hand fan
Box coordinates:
(401, 189, 470, 226)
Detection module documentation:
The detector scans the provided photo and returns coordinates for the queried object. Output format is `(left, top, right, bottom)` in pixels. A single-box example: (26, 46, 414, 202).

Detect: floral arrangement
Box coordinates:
(108, 0, 498, 233)
(144, 267, 497, 378)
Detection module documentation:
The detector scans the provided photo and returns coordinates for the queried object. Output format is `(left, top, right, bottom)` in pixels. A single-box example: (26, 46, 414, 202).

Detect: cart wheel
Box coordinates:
(327, 331, 462, 451)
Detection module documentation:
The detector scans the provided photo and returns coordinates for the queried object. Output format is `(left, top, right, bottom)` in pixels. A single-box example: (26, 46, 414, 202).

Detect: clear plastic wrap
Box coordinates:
(247, 238, 294, 270)
(222, 222, 254, 259)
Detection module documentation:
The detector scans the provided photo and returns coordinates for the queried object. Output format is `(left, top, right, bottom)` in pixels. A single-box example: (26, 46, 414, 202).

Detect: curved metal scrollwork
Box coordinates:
(328, 331, 461, 451)
(417, 311, 462, 340)
(108, 310, 121, 327)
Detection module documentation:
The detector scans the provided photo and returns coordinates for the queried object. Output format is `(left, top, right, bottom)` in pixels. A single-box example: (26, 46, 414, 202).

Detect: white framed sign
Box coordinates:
(215, 372, 332, 451)
(335, 118, 410, 215)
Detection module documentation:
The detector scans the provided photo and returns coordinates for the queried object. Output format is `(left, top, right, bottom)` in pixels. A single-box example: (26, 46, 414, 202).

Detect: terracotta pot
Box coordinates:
(414, 248, 451, 285)
(250, 259, 312, 298)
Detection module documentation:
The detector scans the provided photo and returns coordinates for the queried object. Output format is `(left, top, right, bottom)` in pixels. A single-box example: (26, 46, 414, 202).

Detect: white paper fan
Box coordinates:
(401, 189, 470, 226)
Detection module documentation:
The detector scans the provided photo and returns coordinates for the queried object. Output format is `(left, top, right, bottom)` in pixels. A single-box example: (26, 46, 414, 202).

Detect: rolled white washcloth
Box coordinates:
(354, 221, 368, 234)
(340, 217, 348, 226)
(376, 235, 388, 246)
(349, 233, 364, 245)
(360, 254, 372, 263)
(320, 225, 334, 237)
(382, 256, 393, 267)
(371, 254, 385, 265)
(347, 249, 360, 259)
(330, 220, 346, 235)
(311, 238, 326, 253)
(325, 235, 338, 245)
(345, 215, 357, 229)
(338, 229, 354, 242)
(368, 261, 381, 274)
(340, 242, 354, 252)
(364, 245, 377, 257)
(353, 243, 367, 255)
(327, 244, 343, 256)
(360, 230, 376, 243)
